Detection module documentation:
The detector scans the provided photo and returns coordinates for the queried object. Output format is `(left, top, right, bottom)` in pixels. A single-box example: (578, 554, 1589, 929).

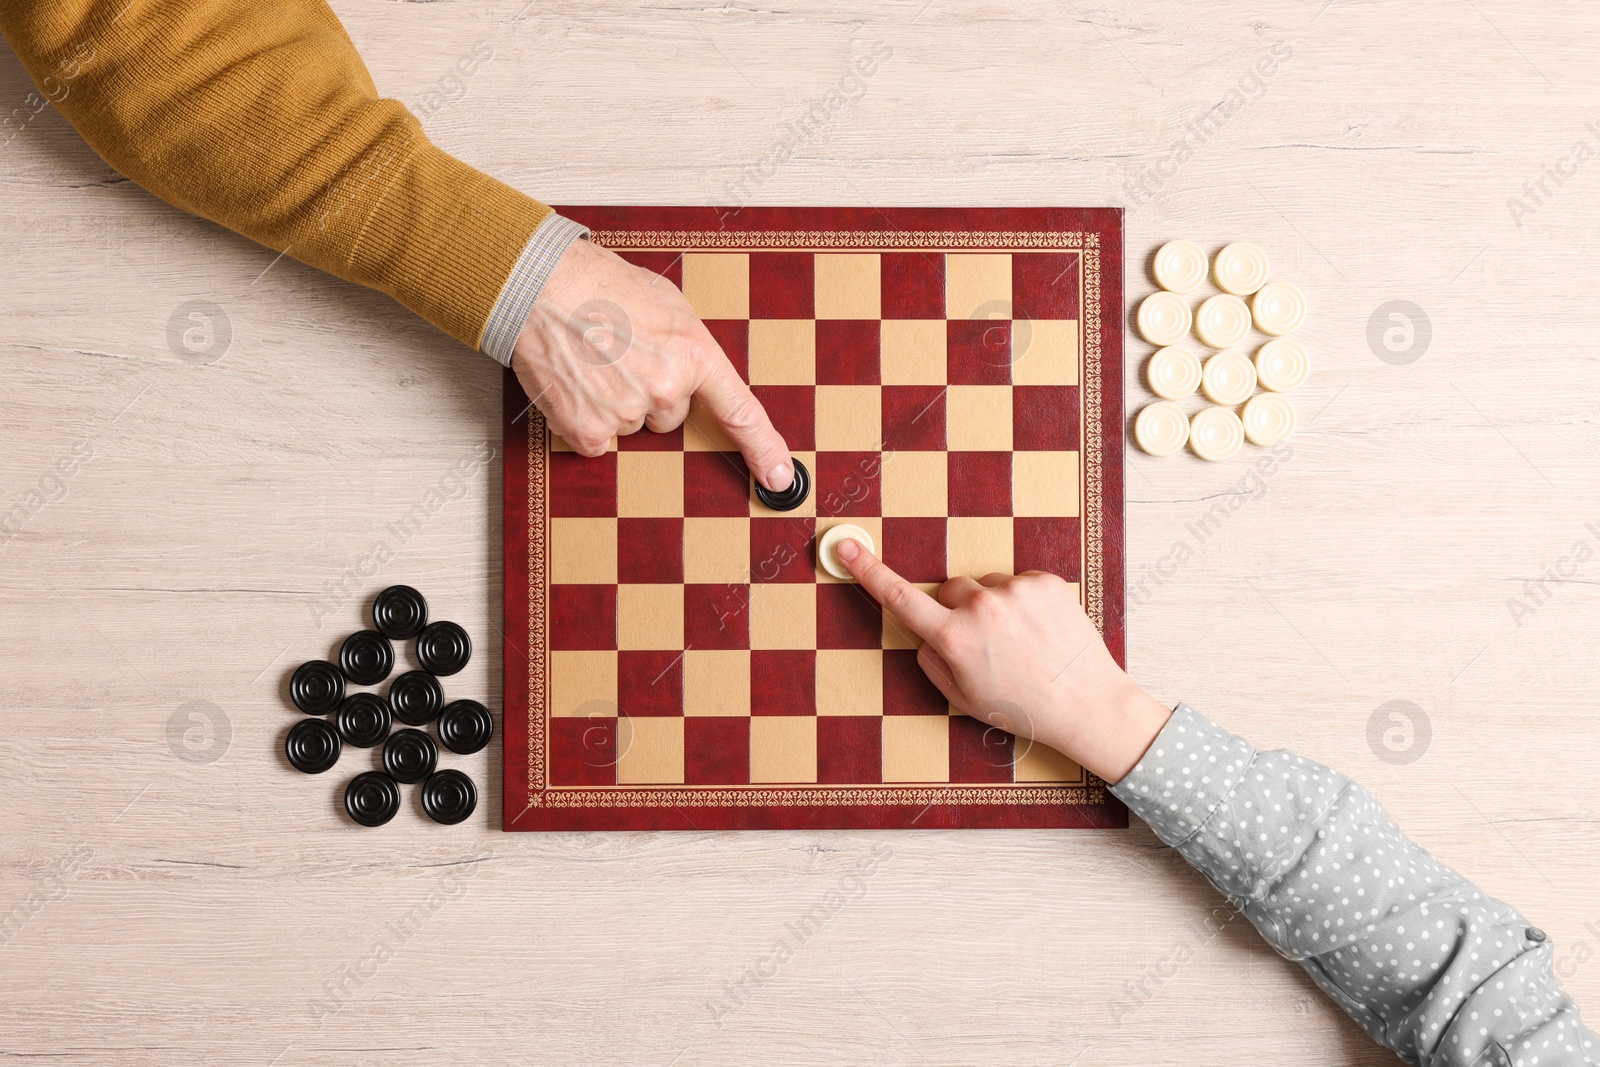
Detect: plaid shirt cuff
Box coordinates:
(479, 213, 590, 367)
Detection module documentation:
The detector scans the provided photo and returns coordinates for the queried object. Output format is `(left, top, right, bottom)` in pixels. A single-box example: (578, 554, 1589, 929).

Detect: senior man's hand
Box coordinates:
(511, 237, 794, 492)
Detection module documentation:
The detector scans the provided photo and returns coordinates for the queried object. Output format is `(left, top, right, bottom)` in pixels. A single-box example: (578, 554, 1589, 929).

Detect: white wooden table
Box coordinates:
(3, 2, 1597, 1063)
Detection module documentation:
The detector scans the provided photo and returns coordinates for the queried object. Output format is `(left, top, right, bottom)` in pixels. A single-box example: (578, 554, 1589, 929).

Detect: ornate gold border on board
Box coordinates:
(525, 230, 1108, 808)
(590, 230, 1089, 250)
(544, 786, 1106, 808)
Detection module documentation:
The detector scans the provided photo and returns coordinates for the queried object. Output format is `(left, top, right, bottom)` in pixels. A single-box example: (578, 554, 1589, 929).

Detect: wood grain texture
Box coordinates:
(2, 1, 1597, 1063)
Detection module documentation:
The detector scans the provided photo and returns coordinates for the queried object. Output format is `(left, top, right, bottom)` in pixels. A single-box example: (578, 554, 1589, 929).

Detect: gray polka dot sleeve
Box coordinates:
(1110, 705, 1596, 1066)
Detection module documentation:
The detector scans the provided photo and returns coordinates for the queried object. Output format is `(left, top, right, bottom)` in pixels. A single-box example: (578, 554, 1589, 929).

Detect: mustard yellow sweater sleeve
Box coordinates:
(0, 0, 551, 350)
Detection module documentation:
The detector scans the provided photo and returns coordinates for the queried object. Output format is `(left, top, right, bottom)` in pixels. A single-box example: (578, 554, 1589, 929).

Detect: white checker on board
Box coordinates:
(817, 523, 874, 581)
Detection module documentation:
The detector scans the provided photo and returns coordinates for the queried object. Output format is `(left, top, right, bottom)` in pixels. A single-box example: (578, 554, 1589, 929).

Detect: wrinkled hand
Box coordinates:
(511, 238, 794, 491)
(834, 539, 1171, 783)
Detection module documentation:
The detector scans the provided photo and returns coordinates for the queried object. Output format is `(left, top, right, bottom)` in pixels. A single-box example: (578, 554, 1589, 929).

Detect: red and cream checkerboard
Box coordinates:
(504, 207, 1125, 830)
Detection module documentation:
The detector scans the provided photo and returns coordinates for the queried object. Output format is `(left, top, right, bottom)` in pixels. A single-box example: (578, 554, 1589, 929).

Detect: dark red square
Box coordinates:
(1014, 517, 1081, 580)
(948, 452, 1012, 517)
(881, 386, 945, 452)
(685, 718, 749, 784)
(881, 253, 945, 319)
(751, 650, 816, 715)
(549, 451, 616, 517)
(882, 518, 947, 583)
(618, 426, 683, 451)
(949, 714, 1014, 783)
(704, 319, 749, 383)
(684, 583, 749, 649)
(1013, 386, 1079, 451)
(815, 320, 880, 385)
(750, 386, 815, 451)
(550, 585, 616, 650)
(750, 517, 815, 583)
(750, 252, 813, 319)
(947, 320, 1012, 386)
(615, 251, 683, 289)
(817, 717, 883, 784)
(816, 452, 882, 518)
(618, 650, 684, 716)
(618, 518, 683, 583)
(1012, 252, 1080, 320)
(816, 584, 881, 649)
(883, 649, 948, 715)
(549, 717, 616, 786)
(684, 451, 751, 517)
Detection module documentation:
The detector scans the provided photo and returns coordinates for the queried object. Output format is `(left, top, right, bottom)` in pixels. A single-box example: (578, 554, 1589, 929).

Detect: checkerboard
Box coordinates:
(504, 207, 1125, 831)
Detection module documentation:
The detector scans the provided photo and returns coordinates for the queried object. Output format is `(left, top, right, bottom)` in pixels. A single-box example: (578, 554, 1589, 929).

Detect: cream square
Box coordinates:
(946, 386, 1013, 452)
(550, 518, 617, 584)
(550, 651, 618, 718)
(682, 253, 749, 320)
(684, 650, 751, 717)
(882, 583, 940, 650)
(816, 649, 882, 715)
(947, 517, 1013, 579)
(814, 386, 882, 452)
(684, 518, 751, 584)
(749, 320, 816, 385)
(750, 583, 816, 649)
(683, 406, 739, 452)
(815, 517, 882, 585)
(1013, 451, 1080, 517)
(1014, 739, 1083, 783)
(881, 321, 947, 385)
(750, 717, 818, 783)
(617, 717, 684, 784)
(1012, 319, 1080, 386)
(882, 715, 949, 782)
(617, 452, 683, 517)
(617, 584, 684, 650)
(945, 254, 1012, 320)
(815, 254, 881, 319)
(880, 451, 947, 517)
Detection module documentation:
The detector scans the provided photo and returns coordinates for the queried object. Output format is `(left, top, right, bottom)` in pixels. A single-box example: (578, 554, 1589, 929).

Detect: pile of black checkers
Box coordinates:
(284, 585, 491, 827)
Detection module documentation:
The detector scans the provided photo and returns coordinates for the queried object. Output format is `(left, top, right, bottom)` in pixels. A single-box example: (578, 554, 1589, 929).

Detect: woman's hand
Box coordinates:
(834, 538, 1171, 783)
(511, 238, 795, 492)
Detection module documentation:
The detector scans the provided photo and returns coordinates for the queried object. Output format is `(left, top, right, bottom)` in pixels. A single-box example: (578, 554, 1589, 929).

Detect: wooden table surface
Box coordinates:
(3, 2, 1597, 1063)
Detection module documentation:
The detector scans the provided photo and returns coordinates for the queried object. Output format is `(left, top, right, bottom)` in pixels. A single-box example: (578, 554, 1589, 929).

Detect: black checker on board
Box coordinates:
(753, 457, 810, 512)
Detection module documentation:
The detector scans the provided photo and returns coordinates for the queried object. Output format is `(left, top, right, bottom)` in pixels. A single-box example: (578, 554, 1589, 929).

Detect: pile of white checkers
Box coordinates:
(1131, 240, 1308, 461)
